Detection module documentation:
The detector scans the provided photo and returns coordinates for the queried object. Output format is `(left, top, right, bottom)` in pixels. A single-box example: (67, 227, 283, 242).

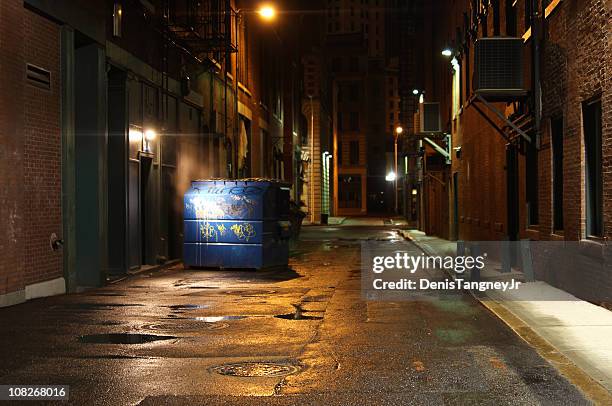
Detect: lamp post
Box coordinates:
(393, 125, 403, 214)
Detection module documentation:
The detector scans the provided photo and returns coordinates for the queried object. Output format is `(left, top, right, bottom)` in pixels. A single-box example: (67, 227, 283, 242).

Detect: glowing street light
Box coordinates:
(395, 125, 403, 136)
(441, 48, 453, 57)
(258, 4, 276, 21)
(386, 171, 397, 182)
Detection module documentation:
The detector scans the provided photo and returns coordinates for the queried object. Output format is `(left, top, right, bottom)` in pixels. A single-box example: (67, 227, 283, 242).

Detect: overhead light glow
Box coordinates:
(395, 126, 404, 135)
(385, 171, 396, 182)
(412, 89, 420, 95)
(258, 5, 276, 20)
(441, 48, 453, 57)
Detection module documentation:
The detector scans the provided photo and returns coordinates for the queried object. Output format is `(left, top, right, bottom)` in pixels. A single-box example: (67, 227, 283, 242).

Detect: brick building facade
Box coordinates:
(0, 0, 309, 306)
(415, 0, 612, 300)
(0, 1, 65, 306)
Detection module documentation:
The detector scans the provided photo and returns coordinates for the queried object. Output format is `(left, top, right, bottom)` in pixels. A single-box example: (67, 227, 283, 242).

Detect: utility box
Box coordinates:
(184, 179, 292, 269)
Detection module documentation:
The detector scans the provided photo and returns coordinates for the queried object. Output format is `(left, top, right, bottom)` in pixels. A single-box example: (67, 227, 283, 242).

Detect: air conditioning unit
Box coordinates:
(473, 37, 526, 99)
(414, 102, 441, 134)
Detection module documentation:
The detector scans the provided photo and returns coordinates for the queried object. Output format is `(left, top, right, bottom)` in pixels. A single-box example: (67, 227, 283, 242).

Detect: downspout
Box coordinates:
(532, 0, 542, 148)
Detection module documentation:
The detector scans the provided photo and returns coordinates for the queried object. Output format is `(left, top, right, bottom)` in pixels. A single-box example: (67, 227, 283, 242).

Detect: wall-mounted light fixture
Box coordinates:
(441, 47, 453, 57)
(385, 171, 396, 182)
(113, 3, 123, 37)
(143, 128, 157, 153)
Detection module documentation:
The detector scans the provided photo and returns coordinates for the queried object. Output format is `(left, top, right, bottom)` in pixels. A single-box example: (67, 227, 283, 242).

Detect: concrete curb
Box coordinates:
(399, 230, 612, 405)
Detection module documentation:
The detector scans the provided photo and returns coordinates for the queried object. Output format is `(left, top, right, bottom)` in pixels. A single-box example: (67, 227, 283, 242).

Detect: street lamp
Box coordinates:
(393, 125, 403, 214)
(441, 48, 453, 57)
(257, 4, 277, 21)
(231, 3, 277, 177)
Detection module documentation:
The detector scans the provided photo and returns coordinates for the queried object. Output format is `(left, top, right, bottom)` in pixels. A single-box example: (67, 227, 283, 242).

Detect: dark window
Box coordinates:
(337, 112, 344, 131)
(551, 117, 564, 231)
(349, 82, 359, 99)
(338, 141, 343, 166)
(338, 175, 362, 208)
(481, 13, 488, 37)
(506, 1, 517, 36)
(349, 112, 359, 130)
(525, 0, 532, 32)
(492, 0, 500, 35)
(526, 141, 539, 226)
(349, 140, 359, 165)
(583, 98, 603, 237)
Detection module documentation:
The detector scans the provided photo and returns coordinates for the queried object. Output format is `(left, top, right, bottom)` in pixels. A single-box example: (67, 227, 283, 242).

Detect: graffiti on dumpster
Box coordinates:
(230, 223, 256, 242)
(200, 222, 218, 242)
(189, 195, 257, 220)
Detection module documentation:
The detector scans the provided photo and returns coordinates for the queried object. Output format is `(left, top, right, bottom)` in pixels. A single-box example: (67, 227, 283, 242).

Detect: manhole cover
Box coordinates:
(210, 362, 300, 377)
(275, 313, 323, 320)
(142, 320, 229, 332)
(78, 333, 176, 344)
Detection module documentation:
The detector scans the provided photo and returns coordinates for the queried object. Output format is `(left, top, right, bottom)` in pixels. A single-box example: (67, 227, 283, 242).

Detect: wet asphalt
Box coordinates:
(0, 224, 591, 405)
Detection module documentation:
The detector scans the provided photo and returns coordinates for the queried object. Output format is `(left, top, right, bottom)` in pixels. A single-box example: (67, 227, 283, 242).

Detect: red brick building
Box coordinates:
(414, 0, 612, 300)
(0, 0, 64, 306)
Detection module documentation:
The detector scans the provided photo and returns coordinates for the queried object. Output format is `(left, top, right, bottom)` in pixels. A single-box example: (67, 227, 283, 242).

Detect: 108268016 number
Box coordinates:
(1, 385, 69, 400)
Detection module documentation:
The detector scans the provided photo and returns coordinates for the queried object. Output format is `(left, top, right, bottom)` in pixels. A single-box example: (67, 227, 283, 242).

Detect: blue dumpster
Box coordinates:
(183, 179, 292, 269)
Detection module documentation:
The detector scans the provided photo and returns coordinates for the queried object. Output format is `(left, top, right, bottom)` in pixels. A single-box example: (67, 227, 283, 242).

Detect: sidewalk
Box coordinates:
(400, 229, 612, 399)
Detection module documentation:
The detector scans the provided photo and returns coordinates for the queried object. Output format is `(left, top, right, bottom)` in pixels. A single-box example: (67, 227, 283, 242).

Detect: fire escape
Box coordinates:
(158, 0, 238, 170)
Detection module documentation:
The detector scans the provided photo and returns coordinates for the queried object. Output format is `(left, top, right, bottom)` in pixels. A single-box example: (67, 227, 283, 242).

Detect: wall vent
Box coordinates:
(26, 64, 51, 90)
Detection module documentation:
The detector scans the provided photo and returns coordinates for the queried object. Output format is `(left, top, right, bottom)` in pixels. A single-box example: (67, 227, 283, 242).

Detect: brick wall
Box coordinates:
(0, 4, 63, 299)
(0, 0, 26, 296)
(22, 9, 63, 286)
(431, 0, 611, 301)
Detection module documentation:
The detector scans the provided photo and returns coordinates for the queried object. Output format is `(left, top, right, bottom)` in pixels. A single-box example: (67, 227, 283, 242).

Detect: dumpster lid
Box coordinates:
(192, 178, 291, 187)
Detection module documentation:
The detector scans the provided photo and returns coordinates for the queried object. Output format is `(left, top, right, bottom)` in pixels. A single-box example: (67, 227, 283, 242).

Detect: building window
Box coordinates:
(349, 82, 359, 99)
(526, 141, 539, 226)
(338, 141, 343, 166)
(337, 112, 344, 131)
(506, 1, 517, 36)
(492, 0, 500, 35)
(349, 140, 359, 165)
(583, 98, 603, 237)
(349, 112, 359, 131)
(551, 116, 564, 231)
(524, 0, 532, 32)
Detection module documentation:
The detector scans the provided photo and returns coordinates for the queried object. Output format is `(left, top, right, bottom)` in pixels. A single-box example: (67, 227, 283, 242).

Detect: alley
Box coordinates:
(0, 222, 588, 405)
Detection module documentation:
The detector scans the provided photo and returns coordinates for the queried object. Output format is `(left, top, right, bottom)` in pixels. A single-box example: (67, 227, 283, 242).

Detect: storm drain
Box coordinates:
(210, 362, 300, 377)
(78, 333, 176, 344)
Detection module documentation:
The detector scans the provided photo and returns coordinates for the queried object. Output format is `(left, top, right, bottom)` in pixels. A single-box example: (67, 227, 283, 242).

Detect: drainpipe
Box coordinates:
(532, 0, 542, 149)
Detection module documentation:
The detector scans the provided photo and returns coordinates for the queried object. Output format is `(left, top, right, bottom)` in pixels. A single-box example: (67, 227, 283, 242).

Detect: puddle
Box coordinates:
(275, 313, 323, 320)
(210, 362, 301, 377)
(56, 303, 144, 310)
(78, 333, 176, 344)
(194, 316, 246, 322)
(167, 304, 211, 310)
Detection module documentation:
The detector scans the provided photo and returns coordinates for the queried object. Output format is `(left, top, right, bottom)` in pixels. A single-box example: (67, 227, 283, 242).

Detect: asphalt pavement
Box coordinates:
(0, 222, 592, 405)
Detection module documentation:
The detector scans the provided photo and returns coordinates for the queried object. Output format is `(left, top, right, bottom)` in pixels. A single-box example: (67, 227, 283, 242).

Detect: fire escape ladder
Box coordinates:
(470, 93, 533, 146)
